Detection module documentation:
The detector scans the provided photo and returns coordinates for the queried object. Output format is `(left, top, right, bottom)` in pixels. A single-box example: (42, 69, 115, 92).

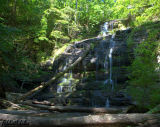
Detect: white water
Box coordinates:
(57, 85, 63, 93)
(95, 52, 99, 81)
(105, 98, 110, 108)
(102, 22, 109, 36)
(103, 22, 115, 90)
(57, 59, 73, 93)
(104, 34, 115, 90)
(63, 59, 68, 71)
(104, 54, 108, 72)
(68, 70, 73, 92)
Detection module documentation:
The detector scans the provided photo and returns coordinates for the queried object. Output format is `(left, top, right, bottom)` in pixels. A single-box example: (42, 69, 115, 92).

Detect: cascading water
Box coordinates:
(104, 22, 115, 90)
(105, 97, 110, 108)
(68, 70, 73, 92)
(102, 22, 109, 36)
(95, 52, 99, 81)
(57, 77, 67, 93)
(57, 59, 73, 93)
(57, 85, 63, 93)
(63, 59, 68, 71)
(91, 21, 113, 108)
(57, 60, 68, 93)
(102, 21, 115, 107)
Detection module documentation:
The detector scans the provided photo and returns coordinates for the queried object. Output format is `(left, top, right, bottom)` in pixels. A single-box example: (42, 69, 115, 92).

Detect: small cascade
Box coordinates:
(95, 52, 99, 81)
(63, 59, 68, 71)
(57, 85, 63, 93)
(57, 72, 73, 93)
(68, 70, 73, 92)
(56, 77, 67, 93)
(105, 98, 110, 108)
(102, 22, 109, 36)
(57, 57, 74, 93)
(104, 54, 108, 74)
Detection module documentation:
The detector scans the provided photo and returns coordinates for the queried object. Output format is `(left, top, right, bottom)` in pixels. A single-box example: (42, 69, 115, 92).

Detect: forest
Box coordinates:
(0, 0, 160, 127)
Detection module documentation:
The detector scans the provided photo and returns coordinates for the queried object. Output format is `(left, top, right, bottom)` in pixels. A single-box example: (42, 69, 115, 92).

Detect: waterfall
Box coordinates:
(63, 59, 68, 71)
(91, 21, 116, 108)
(57, 58, 73, 93)
(101, 21, 109, 39)
(95, 52, 99, 81)
(104, 22, 115, 90)
(102, 22, 109, 36)
(57, 85, 63, 93)
(105, 98, 110, 108)
(68, 70, 73, 92)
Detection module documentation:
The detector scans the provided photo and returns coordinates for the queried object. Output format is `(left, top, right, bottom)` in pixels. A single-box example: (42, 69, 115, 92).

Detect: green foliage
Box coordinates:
(35, 6, 81, 52)
(110, 0, 160, 27)
(0, 0, 50, 25)
(127, 22, 160, 109)
(0, 23, 18, 83)
(0, 0, 160, 100)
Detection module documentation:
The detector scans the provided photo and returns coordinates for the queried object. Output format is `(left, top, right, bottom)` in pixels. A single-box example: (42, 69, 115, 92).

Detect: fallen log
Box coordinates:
(0, 113, 160, 127)
(18, 43, 93, 101)
(22, 101, 124, 113)
(0, 109, 49, 115)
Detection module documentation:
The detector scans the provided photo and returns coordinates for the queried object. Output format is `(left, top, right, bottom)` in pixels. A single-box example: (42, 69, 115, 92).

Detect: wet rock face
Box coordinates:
(75, 29, 132, 107)
(35, 28, 133, 107)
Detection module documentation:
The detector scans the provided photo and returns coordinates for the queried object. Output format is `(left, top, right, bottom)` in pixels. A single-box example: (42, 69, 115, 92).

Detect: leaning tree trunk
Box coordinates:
(0, 113, 160, 127)
(18, 44, 92, 101)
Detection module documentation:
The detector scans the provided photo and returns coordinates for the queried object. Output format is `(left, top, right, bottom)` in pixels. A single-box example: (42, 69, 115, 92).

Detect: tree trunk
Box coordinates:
(0, 113, 160, 127)
(0, 109, 48, 115)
